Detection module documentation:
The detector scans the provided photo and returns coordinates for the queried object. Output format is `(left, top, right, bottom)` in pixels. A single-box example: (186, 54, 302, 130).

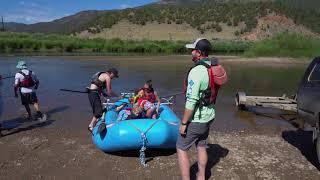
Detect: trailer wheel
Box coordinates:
(235, 92, 246, 110)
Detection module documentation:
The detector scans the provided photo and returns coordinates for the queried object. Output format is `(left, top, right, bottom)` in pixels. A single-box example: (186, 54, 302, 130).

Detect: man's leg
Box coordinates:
(24, 104, 32, 119)
(33, 102, 44, 119)
(88, 91, 102, 131)
(20, 93, 32, 119)
(31, 93, 44, 119)
(33, 102, 40, 112)
(177, 148, 190, 180)
(196, 146, 208, 180)
(89, 116, 98, 129)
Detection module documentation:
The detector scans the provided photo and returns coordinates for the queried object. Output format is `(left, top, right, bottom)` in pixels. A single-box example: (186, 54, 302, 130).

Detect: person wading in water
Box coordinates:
(14, 60, 46, 121)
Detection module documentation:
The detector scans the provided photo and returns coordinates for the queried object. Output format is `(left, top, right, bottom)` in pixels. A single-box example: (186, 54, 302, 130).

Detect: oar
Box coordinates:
(59, 88, 88, 94)
(161, 91, 184, 98)
(0, 75, 15, 80)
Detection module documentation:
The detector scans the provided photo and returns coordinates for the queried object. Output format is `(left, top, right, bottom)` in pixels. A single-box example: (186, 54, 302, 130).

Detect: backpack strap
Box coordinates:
(210, 57, 219, 66)
(19, 70, 31, 77)
(19, 71, 26, 77)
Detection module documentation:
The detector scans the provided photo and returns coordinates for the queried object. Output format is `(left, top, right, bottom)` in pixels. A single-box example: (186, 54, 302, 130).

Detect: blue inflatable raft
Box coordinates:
(91, 99, 180, 153)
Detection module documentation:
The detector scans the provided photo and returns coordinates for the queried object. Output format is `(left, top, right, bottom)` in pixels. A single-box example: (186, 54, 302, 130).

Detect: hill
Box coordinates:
(4, 0, 320, 41)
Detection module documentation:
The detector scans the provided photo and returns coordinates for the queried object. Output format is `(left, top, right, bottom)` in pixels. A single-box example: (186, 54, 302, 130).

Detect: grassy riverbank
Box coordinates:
(244, 33, 320, 58)
(0, 32, 318, 58)
(0, 32, 250, 55)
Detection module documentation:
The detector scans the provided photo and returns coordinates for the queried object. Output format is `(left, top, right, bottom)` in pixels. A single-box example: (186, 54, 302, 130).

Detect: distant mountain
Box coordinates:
(158, 0, 201, 4)
(3, 0, 320, 41)
(5, 10, 105, 34)
(3, 22, 28, 31)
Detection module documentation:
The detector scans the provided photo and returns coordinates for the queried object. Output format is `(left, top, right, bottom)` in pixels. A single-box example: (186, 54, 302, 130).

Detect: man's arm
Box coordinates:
(14, 74, 20, 97)
(105, 76, 118, 97)
(184, 68, 201, 114)
(181, 108, 194, 125)
(180, 68, 201, 134)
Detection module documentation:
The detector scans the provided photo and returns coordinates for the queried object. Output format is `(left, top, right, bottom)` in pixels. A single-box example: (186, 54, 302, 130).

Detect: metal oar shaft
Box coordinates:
(1, 75, 15, 80)
(59, 89, 88, 93)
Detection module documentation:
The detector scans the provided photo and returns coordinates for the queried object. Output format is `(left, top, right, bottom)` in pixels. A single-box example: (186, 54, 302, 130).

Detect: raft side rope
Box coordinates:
(139, 133, 148, 167)
(127, 119, 160, 167)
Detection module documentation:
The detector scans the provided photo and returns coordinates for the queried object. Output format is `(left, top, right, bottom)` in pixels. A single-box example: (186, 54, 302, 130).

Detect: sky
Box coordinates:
(0, 0, 158, 24)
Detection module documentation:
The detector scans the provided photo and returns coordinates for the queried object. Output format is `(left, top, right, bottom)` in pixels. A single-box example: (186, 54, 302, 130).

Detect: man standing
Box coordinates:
(87, 68, 120, 133)
(14, 61, 46, 121)
(176, 38, 227, 180)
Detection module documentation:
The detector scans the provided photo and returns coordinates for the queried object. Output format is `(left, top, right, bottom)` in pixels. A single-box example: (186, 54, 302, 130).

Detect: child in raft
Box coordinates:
(116, 104, 144, 121)
(131, 80, 160, 119)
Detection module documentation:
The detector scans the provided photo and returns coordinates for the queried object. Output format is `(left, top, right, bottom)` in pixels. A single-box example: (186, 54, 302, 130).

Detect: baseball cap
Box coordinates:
(108, 68, 119, 78)
(185, 38, 212, 53)
(16, 60, 27, 69)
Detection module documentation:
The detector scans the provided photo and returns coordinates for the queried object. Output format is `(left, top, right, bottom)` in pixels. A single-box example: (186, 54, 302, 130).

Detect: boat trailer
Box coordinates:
(235, 92, 297, 112)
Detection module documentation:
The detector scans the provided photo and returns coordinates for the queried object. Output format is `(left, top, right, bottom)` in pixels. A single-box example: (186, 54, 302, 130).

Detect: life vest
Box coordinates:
(91, 71, 106, 89)
(141, 87, 156, 103)
(19, 70, 35, 88)
(136, 87, 156, 107)
(184, 57, 227, 106)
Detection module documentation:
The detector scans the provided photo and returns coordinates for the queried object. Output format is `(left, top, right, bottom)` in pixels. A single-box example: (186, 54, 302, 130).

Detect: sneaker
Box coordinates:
(98, 122, 107, 134)
(38, 114, 47, 122)
(36, 111, 43, 118)
(87, 126, 93, 135)
(26, 116, 33, 121)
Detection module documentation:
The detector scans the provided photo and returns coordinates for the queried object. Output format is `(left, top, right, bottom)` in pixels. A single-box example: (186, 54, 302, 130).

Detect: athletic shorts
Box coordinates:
(88, 90, 103, 119)
(176, 121, 213, 151)
(20, 92, 38, 105)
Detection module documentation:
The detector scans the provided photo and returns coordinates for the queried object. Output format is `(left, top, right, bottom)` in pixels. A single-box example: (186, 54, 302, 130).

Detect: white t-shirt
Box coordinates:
(15, 69, 38, 94)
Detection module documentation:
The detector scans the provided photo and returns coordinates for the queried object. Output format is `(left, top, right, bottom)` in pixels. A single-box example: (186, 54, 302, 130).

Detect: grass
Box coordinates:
(244, 33, 320, 58)
(0, 32, 251, 55)
(0, 32, 319, 59)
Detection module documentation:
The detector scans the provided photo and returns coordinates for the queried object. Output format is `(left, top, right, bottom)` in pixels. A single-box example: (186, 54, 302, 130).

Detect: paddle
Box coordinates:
(161, 91, 184, 98)
(0, 75, 15, 80)
(59, 88, 88, 94)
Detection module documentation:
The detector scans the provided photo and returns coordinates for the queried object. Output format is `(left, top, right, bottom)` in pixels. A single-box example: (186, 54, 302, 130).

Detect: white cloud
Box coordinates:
(6, 1, 58, 24)
(5, 14, 57, 24)
(119, 4, 130, 9)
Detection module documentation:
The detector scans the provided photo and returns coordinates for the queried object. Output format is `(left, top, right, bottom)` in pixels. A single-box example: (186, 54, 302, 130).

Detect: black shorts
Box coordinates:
(20, 92, 38, 105)
(88, 90, 103, 118)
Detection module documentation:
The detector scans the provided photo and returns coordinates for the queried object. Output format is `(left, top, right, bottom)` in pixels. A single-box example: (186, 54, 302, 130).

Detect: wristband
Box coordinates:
(181, 121, 188, 125)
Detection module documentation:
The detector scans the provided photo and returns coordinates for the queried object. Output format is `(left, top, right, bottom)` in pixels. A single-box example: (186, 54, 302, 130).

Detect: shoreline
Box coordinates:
(0, 55, 310, 64)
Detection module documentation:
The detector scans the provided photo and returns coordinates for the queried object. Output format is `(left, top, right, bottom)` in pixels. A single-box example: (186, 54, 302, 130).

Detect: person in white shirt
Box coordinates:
(14, 61, 46, 121)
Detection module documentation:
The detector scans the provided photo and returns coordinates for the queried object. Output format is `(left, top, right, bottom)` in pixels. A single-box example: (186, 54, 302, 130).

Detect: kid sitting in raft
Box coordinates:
(132, 80, 160, 119)
(116, 104, 143, 121)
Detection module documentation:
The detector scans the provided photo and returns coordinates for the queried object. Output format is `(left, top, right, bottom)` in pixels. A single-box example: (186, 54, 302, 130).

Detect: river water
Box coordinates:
(0, 56, 308, 132)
